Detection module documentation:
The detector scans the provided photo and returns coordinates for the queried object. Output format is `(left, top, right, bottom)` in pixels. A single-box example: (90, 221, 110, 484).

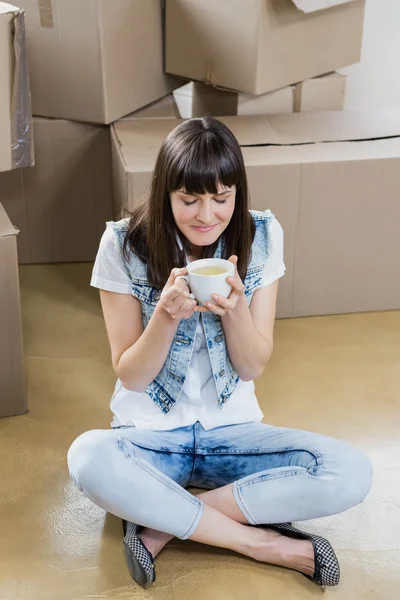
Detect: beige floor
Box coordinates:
(1, 263, 399, 600)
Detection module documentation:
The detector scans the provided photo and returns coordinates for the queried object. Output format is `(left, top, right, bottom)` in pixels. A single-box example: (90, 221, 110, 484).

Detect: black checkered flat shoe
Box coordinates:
(122, 520, 156, 587)
(267, 523, 340, 587)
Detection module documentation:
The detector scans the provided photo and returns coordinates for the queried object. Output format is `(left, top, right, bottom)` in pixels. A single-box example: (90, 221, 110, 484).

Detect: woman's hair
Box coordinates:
(122, 116, 255, 290)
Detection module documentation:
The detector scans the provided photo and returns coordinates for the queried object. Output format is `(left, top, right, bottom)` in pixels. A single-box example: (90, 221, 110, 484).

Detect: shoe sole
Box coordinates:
(123, 540, 153, 587)
(122, 520, 155, 587)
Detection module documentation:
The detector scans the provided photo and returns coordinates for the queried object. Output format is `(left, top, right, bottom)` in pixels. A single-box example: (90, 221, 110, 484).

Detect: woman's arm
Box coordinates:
(221, 280, 278, 381)
(100, 268, 197, 392)
(100, 290, 179, 392)
(100, 267, 197, 392)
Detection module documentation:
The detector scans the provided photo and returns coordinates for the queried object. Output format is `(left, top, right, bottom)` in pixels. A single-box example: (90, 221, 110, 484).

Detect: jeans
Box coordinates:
(67, 421, 372, 540)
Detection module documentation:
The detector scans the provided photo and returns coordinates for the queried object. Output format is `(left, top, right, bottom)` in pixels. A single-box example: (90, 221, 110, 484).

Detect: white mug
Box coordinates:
(176, 258, 235, 306)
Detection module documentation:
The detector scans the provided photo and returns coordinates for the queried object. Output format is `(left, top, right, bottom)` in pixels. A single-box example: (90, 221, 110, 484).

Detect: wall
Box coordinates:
(341, 0, 400, 110)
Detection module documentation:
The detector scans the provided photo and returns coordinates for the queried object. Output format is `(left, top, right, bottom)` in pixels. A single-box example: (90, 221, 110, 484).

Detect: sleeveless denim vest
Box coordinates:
(110, 209, 275, 413)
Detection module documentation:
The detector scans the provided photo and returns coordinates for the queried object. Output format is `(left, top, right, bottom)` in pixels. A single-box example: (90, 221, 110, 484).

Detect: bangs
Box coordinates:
(166, 130, 241, 196)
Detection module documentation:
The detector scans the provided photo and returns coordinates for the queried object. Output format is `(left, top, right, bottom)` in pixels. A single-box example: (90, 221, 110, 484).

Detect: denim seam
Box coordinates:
(118, 436, 324, 468)
(180, 501, 205, 540)
(188, 454, 198, 487)
(232, 481, 257, 525)
(237, 468, 306, 489)
(188, 423, 200, 486)
(136, 446, 193, 454)
(194, 448, 324, 465)
(118, 438, 194, 454)
(118, 438, 201, 508)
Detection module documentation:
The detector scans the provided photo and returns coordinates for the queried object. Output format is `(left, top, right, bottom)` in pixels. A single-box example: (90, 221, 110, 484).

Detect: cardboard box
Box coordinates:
(0, 2, 33, 173)
(294, 72, 347, 112)
(16, 0, 180, 124)
(110, 111, 400, 318)
(1, 117, 113, 264)
(173, 82, 294, 118)
(166, 0, 365, 96)
(173, 74, 347, 118)
(0, 202, 26, 417)
(126, 94, 181, 119)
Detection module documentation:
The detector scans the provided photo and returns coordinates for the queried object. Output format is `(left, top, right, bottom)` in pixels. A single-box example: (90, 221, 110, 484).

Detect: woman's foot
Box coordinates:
(122, 521, 156, 587)
(139, 524, 314, 576)
(139, 527, 175, 558)
(247, 527, 315, 577)
(264, 523, 340, 586)
(132, 522, 338, 587)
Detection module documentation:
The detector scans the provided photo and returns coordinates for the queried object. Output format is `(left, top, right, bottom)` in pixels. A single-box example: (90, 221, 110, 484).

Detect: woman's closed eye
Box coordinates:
(183, 197, 229, 207)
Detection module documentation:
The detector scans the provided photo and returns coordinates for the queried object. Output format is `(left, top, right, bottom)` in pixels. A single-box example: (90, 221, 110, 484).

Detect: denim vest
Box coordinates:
(110, 209, 275, 413)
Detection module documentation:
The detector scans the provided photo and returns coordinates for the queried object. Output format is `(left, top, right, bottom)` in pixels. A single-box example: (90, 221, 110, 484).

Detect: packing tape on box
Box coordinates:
(11, 9, 34, 168)
(39, 0, 54, 28)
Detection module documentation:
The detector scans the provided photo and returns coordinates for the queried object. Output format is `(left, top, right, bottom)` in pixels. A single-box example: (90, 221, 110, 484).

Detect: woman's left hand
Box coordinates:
(195, 255, 245, 316)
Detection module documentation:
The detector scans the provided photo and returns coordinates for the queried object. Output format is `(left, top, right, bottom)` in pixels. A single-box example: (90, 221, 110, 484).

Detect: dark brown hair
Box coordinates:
(123, 117, 255, 290)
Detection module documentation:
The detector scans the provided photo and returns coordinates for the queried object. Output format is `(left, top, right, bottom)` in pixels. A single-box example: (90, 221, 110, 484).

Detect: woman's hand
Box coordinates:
(195, 256, 245, 316)
(159, 267, 197, 320)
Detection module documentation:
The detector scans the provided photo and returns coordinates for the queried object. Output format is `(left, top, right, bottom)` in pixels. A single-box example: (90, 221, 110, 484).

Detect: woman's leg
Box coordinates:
(139, 484, 249, 557)
(67, 423, 371, 577)
(67, 428, 203, 539)
(66, 427, 317, 575)
(225, 425, 373, 526)
(141, 423, 372, 565)
(141, 490, 316, 577)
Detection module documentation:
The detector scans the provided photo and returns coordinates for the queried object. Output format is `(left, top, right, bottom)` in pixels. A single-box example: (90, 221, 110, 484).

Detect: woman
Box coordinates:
(67, 117, 372, 588)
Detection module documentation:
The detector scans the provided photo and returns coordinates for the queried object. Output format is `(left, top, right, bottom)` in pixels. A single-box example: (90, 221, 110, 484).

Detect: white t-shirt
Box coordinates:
(91, 217, 286, 430)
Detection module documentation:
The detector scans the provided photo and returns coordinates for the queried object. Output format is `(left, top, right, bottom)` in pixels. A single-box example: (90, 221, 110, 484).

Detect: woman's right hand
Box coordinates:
(159, 268, 197, 320)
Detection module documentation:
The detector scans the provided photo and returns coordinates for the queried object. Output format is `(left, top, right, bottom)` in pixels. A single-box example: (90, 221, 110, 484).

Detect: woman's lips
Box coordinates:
(191, 225, 218, 232)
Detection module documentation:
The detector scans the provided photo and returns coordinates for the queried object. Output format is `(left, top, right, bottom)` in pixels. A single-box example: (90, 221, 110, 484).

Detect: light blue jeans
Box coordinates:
(67, 421, 372, 540)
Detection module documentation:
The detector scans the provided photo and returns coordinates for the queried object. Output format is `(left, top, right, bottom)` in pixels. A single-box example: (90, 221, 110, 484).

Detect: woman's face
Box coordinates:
(170, 184, 236, 255)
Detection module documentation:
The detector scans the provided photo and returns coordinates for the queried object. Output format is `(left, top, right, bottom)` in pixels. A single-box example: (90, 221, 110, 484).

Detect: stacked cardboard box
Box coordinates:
(294, 73, 347, 112)
(1, 0, 185, 265)
(0, 3, 33, 173)
(124, 71, 347, 121)
(172, 73, 347, 118)
(2, 119, 113, 264)
(165, 0, 365, 95)
(16, 0, 180, 124)
(126, 1, 358, 120)
(0, 3, 32, 417)
(0, 0, 183, 417)
(0, 204, 26, 417)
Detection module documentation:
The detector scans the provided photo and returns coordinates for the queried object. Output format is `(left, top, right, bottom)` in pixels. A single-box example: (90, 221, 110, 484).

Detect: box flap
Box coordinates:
(219, 116, 281, 144)
(114, 119, 179, 171)
(122, 94, 181, 120)
(291, 0, 355, 13)
(242, 137, 400, 168)
(0, 3, 21, 16)
(0, 202, 18, 237)
(113, 111, 400, 173)
(224, 111, 400, 146)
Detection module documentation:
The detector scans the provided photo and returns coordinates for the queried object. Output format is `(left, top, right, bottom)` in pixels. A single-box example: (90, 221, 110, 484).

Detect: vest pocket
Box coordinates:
(131, 279, 161, 306)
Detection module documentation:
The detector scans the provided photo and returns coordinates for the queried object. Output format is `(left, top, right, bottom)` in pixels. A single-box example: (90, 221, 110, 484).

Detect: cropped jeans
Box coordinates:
(67, 421, 372, 540)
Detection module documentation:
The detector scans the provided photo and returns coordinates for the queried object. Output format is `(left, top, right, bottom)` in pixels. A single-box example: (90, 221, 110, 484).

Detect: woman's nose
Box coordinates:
(197, 203, 213, 224)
